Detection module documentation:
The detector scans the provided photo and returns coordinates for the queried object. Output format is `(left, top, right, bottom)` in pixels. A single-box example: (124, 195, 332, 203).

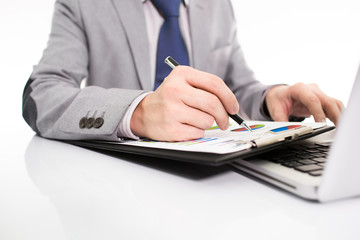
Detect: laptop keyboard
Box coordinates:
(255, 142, 331, 176)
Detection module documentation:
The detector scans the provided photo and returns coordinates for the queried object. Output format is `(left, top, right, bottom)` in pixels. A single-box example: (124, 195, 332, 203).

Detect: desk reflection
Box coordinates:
(24, 136, 360, 240)
(24, 136, 230, 239)
(25, 136, 154, 239)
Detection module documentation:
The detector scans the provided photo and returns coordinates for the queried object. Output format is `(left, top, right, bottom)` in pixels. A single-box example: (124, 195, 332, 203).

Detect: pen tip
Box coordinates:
(244, 123, 252, 132)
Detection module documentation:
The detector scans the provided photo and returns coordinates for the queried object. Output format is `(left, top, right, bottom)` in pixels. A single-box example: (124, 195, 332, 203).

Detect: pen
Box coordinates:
(164, 56, 253, 132)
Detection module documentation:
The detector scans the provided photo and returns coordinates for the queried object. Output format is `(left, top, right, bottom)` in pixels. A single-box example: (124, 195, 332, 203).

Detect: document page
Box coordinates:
(118, 121, 326, 154)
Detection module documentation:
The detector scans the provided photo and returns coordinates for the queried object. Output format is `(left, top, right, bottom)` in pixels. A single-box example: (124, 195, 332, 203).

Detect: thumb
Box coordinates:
(266, 99, 290, 122)
(265, 85, 291, 122)
(270, 107, 289, 122)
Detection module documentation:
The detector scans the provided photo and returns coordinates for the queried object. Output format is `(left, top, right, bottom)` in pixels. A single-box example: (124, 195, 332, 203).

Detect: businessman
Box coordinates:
(22, 0, 342, 142)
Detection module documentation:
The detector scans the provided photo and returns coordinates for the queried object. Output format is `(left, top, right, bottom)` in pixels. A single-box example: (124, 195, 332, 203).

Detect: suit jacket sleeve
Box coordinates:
(22, 0, 147, 141)
(212, 0, 274, 120)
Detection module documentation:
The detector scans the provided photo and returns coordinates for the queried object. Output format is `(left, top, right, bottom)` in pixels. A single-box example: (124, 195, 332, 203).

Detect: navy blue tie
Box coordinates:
(152, 0, 189, 90)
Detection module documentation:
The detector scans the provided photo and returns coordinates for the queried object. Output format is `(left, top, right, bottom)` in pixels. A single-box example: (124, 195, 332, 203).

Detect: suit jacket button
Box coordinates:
(93, 117, 104, 128)
(86, 117, 95, 129)
(79, 117, 87, 129)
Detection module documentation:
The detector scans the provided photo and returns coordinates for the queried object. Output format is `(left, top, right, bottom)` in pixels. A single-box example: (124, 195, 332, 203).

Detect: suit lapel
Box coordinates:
(189, 0, 211, 72)
(111, 0, 152, 90)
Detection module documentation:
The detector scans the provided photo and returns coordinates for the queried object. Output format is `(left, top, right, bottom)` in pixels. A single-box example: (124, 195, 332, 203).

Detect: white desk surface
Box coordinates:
(1, 129, 359, 240)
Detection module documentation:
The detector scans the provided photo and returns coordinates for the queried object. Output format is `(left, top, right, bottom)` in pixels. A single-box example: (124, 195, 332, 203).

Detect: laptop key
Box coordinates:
(295, 164, 323, 172)
(316, 142, 332, 147)
(281, 156, 301, 161)
(297, 159, 317, 165)
(309, 170, 323, 176)
(306, 149, 321, 153)
(268, 157, 285, 163)
(311, 153, 327, 158)
(296, 154, 313, 159)
(312, 157, 327, 163)
(281, 161, 304, 168)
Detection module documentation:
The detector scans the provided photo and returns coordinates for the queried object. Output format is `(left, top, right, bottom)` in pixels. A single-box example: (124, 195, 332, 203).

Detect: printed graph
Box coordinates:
(231, 124, 265, 132)
(141, 137, 219, 147)
(207, 124, 232, 130)
(270, 125, 302, 133)
(170, 137, 219, 146)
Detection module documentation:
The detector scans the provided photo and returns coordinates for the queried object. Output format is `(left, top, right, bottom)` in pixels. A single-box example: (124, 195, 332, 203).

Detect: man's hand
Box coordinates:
(265, 83, 343, 125)
(130, 66, 239, 141)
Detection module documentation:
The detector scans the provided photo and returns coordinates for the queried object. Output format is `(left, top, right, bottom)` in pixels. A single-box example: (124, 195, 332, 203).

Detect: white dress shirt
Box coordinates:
(118, 0, 192, 139)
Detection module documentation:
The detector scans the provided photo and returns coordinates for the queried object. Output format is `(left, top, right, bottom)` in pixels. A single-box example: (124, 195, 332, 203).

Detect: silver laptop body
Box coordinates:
(231, 65, 360, 202)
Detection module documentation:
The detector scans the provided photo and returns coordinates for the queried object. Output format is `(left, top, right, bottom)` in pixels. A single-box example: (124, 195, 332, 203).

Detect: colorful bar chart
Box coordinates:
(207, 124, 232, 130)
(270, 125, 302, 133)
(231, 124, 265, 132)
(167, 137, 219, 146)
(141, 137, 219, 147)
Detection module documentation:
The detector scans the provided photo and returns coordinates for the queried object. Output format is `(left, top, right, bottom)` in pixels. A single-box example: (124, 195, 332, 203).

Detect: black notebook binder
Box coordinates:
(68, 122, 335, 166)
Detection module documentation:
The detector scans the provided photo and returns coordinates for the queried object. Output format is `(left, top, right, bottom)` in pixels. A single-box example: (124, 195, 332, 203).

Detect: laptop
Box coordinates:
(230, 65, 360, 202)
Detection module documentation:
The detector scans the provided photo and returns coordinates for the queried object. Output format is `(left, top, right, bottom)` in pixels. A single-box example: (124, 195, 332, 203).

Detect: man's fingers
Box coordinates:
(180, 85, 229, 130)
(163, 123, 205, 142)
(306, 84, 343, 125)
(265, 85, 292, 122)
(262, 83, 343, 126)
(321, 97, 342, 125)
(290, 83, 327, 122)
(337, 99, 345, 111)
(178, 104, 216, 130)
(269, 105, 290, 122)
(266, 98, 289, 122)
(131, 67, 235, 141)
(170, 66, 239, 115)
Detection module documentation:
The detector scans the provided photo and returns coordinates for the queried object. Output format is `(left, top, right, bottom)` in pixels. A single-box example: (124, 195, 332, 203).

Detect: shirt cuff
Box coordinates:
(117, 91, 153, 140)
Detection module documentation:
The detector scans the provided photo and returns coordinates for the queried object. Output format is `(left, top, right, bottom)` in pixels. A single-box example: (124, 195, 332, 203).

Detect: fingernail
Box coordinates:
(233, 102, 239, 114)
(319, 118, 327, 125)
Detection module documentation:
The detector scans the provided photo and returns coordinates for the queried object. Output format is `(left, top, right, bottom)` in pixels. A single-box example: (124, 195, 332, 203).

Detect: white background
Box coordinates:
(0, 1, 360, 239)
(0, 0, 358, 172)
(232, 0, 360, 103)
(0, 0, 360, 139)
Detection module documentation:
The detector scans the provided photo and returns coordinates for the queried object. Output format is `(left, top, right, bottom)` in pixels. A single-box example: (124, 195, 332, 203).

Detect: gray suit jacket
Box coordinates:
(22, 0, 270, 141)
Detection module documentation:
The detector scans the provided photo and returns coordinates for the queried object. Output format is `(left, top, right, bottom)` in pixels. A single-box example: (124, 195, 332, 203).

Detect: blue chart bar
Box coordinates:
(270, 125, 302, 133)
